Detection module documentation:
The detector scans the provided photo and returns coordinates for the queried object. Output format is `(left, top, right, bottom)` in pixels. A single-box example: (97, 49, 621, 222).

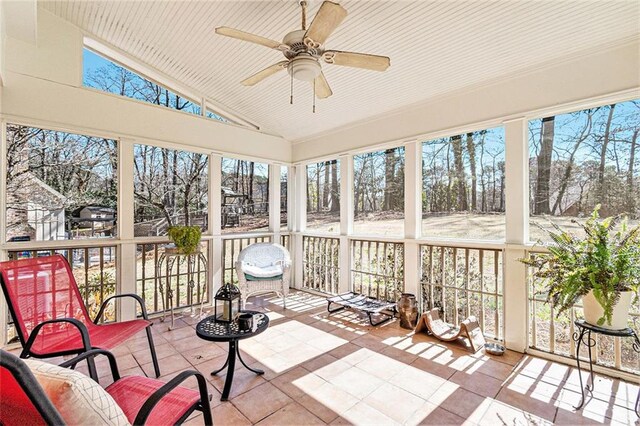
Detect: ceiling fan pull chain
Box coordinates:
(290, 71, 294, 105)
(313, 79, 316, 113)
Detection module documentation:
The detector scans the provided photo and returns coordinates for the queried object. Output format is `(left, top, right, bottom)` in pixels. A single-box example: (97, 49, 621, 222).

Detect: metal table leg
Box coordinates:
(210, 339, 263, 401)
(573, 326, 596, 411)
(237, 342, 264, 375)
(211, 340, 238, 401)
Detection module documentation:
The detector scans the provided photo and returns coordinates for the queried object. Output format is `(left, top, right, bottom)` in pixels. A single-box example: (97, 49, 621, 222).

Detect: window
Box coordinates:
(306, 160, 340, 234)
(5, 124, 117, 241)
(529, 100, 640, 241)
(133, 145, 208, 237)
(83, 48, 227, 123)
(221, 158, 269, 233)
(422, 127, 505, 240)
(281, 167, 288, 230)
(353, 147, 405, 237)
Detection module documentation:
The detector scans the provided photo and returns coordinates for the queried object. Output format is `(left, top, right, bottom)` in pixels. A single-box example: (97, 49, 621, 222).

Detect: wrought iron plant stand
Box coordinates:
(156, 247, 208, 330)
(572, 319, 640, 417)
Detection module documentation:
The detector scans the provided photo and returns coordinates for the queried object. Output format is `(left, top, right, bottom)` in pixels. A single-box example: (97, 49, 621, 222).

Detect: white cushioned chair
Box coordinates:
(236, 243, 291, 308)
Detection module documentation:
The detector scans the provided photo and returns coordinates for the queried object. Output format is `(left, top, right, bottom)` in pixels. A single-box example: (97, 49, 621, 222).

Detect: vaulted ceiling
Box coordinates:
(42, 1, 640, 142)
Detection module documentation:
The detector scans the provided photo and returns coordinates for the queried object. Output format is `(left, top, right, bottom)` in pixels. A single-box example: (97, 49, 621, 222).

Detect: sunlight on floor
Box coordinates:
(266, 292, 327, 312)
(293, 348, 459, 425)
(467, 397, 553, 425)
(382, 333, 485, 372)
(241, 320, 347, 373)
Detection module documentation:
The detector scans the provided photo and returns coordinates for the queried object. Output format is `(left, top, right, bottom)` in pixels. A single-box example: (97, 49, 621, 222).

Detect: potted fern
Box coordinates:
(167, 226, 202, 256)
(521, 206, 640, 330)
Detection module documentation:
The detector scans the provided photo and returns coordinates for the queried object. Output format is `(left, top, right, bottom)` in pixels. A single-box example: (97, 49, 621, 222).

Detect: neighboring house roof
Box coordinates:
(72, 205, 116, 216)
(28, 173, 67, 203)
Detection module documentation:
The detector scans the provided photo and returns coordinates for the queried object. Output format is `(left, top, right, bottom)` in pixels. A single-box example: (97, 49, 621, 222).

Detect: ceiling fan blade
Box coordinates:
(241, 61, 289, 86)
(304, 1, 347, 48)
(323, 50, 390, 71)
(314, 72, 333, 99)
(216, 27, 288, 51)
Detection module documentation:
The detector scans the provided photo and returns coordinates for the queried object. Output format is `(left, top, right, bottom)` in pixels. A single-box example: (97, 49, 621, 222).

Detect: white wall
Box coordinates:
(293, 40, 640, 162)
(0, 9, 291, 162)
(0, 3, 5, 87)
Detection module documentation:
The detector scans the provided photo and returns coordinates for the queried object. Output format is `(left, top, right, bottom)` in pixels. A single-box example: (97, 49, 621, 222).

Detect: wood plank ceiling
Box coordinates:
(42, 1, 640, 141)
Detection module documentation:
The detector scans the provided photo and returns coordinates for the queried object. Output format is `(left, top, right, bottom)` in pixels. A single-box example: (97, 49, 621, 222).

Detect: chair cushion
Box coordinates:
(28, 319, 151, 357)
(24, 358, 130, 426)
(106, 376, 200, 425)
(245, 273, 284, 281)
(241, 263, 283, 278)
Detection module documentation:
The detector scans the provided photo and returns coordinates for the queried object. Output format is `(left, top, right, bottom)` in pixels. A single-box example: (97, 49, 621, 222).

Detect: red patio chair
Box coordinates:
(0, 349, 213, 425)
(0, 254, 160, 380)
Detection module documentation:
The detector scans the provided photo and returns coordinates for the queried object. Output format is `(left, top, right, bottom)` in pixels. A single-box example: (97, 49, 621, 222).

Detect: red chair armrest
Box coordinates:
(94, 293, 150, 324)
(133, 370, 212, 426)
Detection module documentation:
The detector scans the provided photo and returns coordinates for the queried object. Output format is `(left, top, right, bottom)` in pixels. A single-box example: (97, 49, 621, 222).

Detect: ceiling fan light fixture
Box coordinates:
(288, 57, 321, 82)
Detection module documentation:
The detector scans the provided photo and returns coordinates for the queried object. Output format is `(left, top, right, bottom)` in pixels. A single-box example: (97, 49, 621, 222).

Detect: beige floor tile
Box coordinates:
(209, 367, 267, 400)
(341, 401, 398, 426)
(212, 402, 252, 426)
(389, 364, 447, 401)
(297, 381, 360, 418)
(355, 352, 408, 381)
(331, 367, 385, 400)
(231, 382, 293, 423)
(415, 406, 468, 425)
(365, 382, 426, 424)
(256, 402, 324, 426)
(438, 387, 488, 420)
(449, 370, 503, 398)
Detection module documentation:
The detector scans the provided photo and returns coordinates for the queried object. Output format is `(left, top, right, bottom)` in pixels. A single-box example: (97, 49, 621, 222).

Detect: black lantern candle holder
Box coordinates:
(214, 283, 241, 323)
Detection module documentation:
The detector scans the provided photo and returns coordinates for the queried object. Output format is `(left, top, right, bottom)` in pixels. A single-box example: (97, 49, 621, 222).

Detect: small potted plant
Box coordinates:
(521, 206, 640, 330)
(167, 225, 202, 256)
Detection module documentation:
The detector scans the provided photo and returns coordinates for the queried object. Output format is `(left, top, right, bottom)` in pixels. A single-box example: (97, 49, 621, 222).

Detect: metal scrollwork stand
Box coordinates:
(572, 319, 640, 417)
(156, 247, 208, 330)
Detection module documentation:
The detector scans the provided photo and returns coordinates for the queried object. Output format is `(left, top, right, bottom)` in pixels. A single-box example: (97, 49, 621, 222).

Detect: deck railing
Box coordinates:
(351, 239, 404, 301)
(302, 236, 340, 294)
(6, 246, 118, 342)
(527, 251, 640, 374)
(420, 244, 504, 341)
(136, 241, 209, 315)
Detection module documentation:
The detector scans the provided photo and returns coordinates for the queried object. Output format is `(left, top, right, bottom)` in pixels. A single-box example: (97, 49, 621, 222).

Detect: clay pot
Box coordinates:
(398, 293, 418, 329)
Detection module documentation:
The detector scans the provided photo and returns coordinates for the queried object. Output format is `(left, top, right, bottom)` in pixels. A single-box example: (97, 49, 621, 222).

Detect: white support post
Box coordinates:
(404, 140, 421, 298)
(200, 98, 207, 117)
(210, 154, 222, 298)
(118, 139, 137, 321)
(339, 155, 353, 293)
(286, 166, 294, 232)
(0, 121, 7, 345)
(504, 118, 529, 352)
(293, 164, 307, 289)
(269, 164, 281, 240)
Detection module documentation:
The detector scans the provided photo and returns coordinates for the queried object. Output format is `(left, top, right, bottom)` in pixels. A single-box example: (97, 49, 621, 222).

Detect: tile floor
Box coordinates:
(17, 291, 640, 425)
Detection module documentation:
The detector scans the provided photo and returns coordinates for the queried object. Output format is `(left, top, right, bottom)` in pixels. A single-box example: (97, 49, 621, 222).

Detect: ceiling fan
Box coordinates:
(215, 0, 390, 111)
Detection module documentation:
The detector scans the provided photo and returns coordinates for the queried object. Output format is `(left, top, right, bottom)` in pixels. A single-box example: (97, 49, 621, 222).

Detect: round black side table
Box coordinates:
(572, 319, 640, 416)
(196, 311, 269, 401)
